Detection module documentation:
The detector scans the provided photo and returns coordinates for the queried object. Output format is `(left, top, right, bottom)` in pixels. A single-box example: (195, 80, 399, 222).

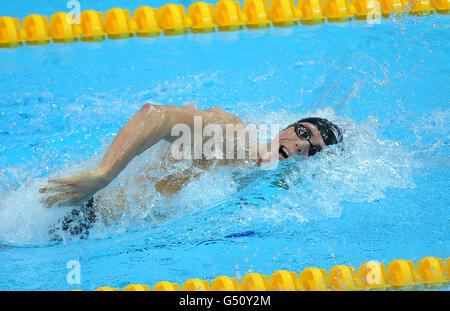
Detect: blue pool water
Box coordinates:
(0, 1, 449, 290)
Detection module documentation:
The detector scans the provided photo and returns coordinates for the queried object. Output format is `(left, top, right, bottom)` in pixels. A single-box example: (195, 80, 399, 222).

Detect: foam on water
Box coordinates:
(0, 174, 70, 245)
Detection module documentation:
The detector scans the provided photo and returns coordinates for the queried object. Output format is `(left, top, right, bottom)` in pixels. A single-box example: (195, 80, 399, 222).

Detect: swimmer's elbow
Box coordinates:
(141, 103, 153, 112)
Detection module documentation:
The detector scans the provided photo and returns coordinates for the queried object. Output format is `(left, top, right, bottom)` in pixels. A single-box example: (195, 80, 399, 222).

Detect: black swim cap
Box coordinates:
(288, 117, 343, 146)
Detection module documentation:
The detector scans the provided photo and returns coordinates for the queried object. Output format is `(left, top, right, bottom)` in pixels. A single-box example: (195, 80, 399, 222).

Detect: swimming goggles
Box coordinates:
(293, 123, 323, 156)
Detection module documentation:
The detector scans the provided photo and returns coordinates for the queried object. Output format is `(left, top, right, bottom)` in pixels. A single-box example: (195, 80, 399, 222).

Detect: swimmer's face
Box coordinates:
(259, 122, 326, 163)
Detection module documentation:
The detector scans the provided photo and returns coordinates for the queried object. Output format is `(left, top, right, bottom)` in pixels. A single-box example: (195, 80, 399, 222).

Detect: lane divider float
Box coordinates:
(85, 256, 449, 291)
(1, 0, 448, 48)
(188, 2, 217, 33)
(79, 10, 105, 41)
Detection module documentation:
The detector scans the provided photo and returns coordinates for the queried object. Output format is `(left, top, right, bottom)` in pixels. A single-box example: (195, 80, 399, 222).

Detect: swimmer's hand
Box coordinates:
(39, 169, 110, 207)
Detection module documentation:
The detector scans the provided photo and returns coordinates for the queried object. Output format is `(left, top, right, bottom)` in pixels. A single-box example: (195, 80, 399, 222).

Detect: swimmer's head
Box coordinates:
(259, 117, 343, 162)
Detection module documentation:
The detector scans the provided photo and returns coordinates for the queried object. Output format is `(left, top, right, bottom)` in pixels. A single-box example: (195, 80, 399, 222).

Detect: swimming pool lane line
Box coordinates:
(1, 0, 448, 48)
(81, 256, 449, 291)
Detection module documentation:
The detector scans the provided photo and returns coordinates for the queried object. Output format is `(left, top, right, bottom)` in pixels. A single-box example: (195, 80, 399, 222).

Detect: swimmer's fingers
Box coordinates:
(39, 175, 81, 193)
(47, 176, 75, 185)
(42, 192, 83, 208)
(39, 183, 74, 194)
(42, 193, 71, 207)
(40, 170, 102, 206)
(44, 174, 88, 190)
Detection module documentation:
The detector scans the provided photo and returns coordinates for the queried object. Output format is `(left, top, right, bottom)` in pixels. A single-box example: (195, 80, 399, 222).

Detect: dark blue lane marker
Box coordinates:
(225, 231, 256, 238)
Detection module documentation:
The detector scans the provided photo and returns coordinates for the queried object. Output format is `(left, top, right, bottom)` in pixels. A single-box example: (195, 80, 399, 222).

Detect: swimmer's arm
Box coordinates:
(154, 160, 214, 195)
(103, 104, 242, 182)
(97, 103, 193, 182)
(41, 104, 193, 206)
(154, 168, 202, 195)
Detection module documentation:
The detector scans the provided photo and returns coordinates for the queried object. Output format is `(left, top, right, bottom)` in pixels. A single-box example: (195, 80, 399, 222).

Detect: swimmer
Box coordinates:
(40, 103, 343, 207)
(39, 104, 342, 240)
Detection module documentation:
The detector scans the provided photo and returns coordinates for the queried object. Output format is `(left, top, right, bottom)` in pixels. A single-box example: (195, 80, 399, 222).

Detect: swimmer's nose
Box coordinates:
(297, 140, 312, 156)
